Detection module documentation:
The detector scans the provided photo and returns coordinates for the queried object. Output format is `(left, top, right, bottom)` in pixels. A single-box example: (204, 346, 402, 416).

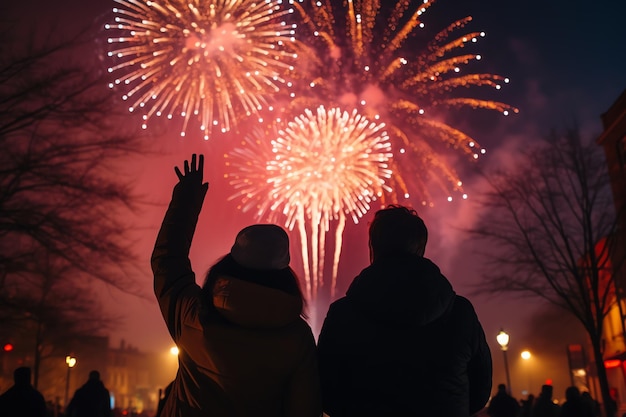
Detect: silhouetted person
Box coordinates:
(519, 394, 535, 417)
(151, 154, 321, 417)
(559, 386, 594, 417)
(155, 381, 173, 417)
(580, 391, 600, 417)
(317, 205, 492, 416)
(532, 385, 560, 417)
(0, 366, 46, 417)
(488, 384, 520, 417)
(607, 388, 619, 417)
(65, 370, 111, 417)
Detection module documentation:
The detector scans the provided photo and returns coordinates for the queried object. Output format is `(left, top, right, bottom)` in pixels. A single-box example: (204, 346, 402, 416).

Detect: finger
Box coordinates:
(174, 166, 183, 180)
(191, 154, 197, 172)
(198, 154, 204, 178)
(184, 159, 190, 174)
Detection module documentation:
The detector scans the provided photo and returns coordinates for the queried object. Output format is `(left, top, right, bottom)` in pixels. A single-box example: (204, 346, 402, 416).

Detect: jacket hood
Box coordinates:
(212, 275, 302, 328)
(345, 255, 456, 326)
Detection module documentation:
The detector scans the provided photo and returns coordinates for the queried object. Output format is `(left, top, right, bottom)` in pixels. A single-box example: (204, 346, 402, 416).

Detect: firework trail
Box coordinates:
(292, 0, 519, 205)
(226, 106, 392, 300)
(105, 0, 299, 139)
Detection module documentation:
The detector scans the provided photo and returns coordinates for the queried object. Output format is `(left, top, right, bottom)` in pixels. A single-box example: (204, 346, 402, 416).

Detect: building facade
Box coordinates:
(596, 88, 626, 412)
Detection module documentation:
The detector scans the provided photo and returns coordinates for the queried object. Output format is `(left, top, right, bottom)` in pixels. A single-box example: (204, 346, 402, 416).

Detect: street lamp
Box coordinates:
(496, 329, 512, 394)
(65, 355, 77, 408)
(521, 350, 532, 394)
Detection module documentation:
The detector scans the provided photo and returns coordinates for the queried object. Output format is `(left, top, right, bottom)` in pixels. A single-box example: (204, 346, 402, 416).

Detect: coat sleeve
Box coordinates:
(465, 298, 493, 415)
(151, 180, 206, 341)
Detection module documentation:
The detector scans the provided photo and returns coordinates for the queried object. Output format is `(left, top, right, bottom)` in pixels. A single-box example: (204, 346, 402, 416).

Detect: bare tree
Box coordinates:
(0, 27, 147, 386)
(469, 127, 624, 416)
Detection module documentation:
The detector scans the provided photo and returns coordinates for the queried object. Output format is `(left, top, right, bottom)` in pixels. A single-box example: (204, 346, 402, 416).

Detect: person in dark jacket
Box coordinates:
(0, 366, 47, 417)
(487, 384, 520, 417)
(559, 386, 594, 417)
(531, 384, 560, 417)
(151, 154, 321, 417)
(317, 205, 492, 417)
(65, 370, 111, 417)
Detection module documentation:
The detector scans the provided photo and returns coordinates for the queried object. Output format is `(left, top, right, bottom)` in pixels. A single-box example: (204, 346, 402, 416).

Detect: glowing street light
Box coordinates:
(496, 329, 512, 394)
(65, 355, 77, 408)
(170, 346, 179, 356)
(521, 350, 532, 393)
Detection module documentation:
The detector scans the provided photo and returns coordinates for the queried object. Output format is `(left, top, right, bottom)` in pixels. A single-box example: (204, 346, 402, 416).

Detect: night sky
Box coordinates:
(6, 0, 626, 401)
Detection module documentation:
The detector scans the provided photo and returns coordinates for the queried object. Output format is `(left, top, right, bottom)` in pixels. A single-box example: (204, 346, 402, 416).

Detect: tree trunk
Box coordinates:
(591, 335, 615, 417)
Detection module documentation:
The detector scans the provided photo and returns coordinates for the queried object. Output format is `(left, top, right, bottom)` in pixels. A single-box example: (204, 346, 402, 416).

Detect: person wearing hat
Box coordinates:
(151, 154, 321, 417)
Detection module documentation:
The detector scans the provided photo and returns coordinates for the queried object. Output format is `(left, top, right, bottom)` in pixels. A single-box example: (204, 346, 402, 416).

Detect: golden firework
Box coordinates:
(105, 0, 299, 139)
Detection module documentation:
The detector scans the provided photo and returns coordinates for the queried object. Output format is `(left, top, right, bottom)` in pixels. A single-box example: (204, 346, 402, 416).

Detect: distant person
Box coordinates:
(580, 391, 600, 417)
(531, 384, 560, 417)
(65, 370, 111, 417)
(559, 386, 594, 417)
(487, 383, 520, 417)
(151, 154, 321, 417)
(0, 366, 47, 417)
(317, 205, 492, 416)
(608, 388, 619, 417)
(519, 394, 535, 417)
(155, 381, 173, 417)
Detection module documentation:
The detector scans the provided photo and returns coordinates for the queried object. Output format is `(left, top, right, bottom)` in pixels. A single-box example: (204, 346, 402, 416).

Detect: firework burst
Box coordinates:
(105, 0, 300, 139)
(226, 105, 392, 300)
(292, 0, 519, 204)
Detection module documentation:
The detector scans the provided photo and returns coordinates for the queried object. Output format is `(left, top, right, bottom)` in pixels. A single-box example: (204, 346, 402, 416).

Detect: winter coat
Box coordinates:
(65, 379, 111, 417)
(151, 181, 321, 417)
(317, 255, 492, 417)
(0, 383, 47, 417)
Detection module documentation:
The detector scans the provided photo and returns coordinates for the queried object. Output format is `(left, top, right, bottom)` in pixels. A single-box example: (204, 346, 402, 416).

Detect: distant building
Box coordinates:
(595, 88, 626, 411)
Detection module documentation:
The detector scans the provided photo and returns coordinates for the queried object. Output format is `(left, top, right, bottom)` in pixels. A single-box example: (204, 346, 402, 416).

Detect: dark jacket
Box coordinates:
(317, 255, 492, 417)
(65, 379, 111, 417)
(151, 181, 321, 417)
(0, 382, 47, 417)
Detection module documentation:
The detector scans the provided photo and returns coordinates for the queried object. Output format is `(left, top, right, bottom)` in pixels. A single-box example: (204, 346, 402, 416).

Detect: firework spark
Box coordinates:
(226, 106, 392, 300)
(105, 0, 299, 139)
(293, 0, 519, 204)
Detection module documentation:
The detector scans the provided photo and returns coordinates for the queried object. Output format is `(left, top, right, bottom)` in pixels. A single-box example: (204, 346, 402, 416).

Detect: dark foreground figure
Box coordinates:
(0, 366, 46, 417)
(151, 154, 321, 417)
(66, 370, 112, 417)
(318, 205, 492, 417)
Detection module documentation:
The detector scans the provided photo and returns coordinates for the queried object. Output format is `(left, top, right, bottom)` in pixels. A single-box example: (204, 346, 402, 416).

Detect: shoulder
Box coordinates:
(449, 295, 481, 322)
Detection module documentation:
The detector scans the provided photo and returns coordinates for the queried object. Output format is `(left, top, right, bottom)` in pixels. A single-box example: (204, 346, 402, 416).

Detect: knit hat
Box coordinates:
(230, 224, 290, 270)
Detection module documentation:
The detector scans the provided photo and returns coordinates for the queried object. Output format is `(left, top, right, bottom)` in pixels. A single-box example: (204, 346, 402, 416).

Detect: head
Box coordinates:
(497, 383, 507, 393)
(540, 384, 553, 399)
(13, 367, 31, 386)
(89, 370, 101, 381)
(565, 386, 580, 401)
(368, 205, 427, 263)
(201, 224, 305, 315)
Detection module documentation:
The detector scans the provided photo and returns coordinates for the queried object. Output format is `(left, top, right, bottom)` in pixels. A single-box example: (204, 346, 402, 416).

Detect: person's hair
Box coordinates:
(368, 205, 428, 262)
(89, 370, 101, 380)
(200, 254, 306, 318)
